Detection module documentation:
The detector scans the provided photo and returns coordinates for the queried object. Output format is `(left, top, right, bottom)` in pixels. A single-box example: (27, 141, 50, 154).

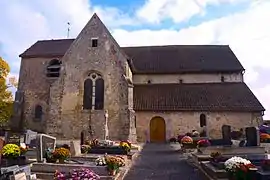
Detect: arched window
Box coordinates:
(95, 78, 104, 110)
(47, 59, 61, 78)
(200, 114, 206, 127)
(83, 79, 93, 109)
(83, 72, 104, 110)
(34, 105, 43, 119)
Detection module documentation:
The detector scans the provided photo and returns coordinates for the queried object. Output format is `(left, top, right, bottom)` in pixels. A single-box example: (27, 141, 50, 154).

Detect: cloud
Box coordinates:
(136, 0, 250, 24)
(0, 0, 136, 72)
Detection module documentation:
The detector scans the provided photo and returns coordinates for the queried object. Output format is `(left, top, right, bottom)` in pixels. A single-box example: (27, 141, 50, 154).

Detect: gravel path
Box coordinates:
(124, 143, 205, 180)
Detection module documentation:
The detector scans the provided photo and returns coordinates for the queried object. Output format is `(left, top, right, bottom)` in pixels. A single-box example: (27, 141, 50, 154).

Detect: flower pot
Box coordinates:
(1, 156, 26, 167)
(108, 169, 117, 176)
(58, 159, 65, 163)
(46, 158, 57, 163)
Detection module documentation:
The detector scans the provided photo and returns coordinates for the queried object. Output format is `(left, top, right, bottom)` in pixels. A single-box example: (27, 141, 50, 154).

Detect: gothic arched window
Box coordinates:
(83, 79, 93, 110)
(83, 72, 104, 110)
(34, 105, 43, 119)
(200, 114, 206, 127)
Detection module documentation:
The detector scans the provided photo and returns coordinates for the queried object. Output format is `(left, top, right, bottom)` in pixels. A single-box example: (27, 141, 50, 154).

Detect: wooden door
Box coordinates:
(150, 117, 166, 143)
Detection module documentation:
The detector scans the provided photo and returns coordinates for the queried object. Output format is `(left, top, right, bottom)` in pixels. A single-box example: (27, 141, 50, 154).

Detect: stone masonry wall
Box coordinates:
(58, 14, 136, 141)
(133, 73, 243, 84)
(18, 57, 60, 133)
(135, 111, 263, 142)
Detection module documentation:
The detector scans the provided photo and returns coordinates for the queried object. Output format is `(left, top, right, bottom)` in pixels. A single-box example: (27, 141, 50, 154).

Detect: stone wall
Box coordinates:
(56, 14, 136, 141)
(18, 57, 61, 132)
(133, 73, 243, 84)
(135, 111, 263, 142)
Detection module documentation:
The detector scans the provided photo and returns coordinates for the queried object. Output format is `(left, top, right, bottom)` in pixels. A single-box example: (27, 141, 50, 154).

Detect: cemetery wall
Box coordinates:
(133, 73, 243, 84)
(135, 111, 263, 142)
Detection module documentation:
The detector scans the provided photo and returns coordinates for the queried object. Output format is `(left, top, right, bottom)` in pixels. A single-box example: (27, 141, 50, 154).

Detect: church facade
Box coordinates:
(17, 14, 265, 142)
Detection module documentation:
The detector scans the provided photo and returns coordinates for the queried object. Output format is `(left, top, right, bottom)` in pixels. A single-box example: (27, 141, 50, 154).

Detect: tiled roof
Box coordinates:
(19, 39, 244, 74)
(133, 82, 265, 112)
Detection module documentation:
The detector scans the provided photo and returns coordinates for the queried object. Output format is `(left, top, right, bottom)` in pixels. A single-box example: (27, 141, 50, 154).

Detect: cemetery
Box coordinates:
(0, 129, 141, 180)
(174, 124, 270, 180)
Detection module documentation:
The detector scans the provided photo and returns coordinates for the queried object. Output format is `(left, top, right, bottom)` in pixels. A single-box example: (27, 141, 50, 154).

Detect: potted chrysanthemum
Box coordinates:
(1, 143, 26, 166)
(53, 147, 70, 163)
(224, 156, 257, 180)
(180, 136, 194, 148)
(105, 155, 125, 176)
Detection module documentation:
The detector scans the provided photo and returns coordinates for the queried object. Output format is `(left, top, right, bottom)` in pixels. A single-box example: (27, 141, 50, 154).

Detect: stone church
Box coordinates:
(17, 13, 264, 142)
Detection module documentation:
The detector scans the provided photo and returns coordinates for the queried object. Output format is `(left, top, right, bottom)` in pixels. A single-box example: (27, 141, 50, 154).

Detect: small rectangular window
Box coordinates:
(92, 38, 98, 47)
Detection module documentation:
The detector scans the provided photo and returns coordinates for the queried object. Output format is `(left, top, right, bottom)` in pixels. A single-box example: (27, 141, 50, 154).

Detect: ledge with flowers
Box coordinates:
(0, 143, 29, 167)
(200, 154, 259, 180)
(81, 139, 133, 156)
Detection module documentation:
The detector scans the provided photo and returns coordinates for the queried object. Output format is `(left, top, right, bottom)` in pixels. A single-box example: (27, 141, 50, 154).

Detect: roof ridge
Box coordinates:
(37, 38, 75, 42)
(134, 82, 245, 87)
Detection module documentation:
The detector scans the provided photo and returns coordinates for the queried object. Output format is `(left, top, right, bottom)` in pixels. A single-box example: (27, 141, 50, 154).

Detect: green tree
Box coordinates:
(0, 56, 14, 126)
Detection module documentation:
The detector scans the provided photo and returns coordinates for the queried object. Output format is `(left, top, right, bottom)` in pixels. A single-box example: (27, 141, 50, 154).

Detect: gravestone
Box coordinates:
(36, 134, 56, 162)
(25, 130, 37, 148)
(70, 141, 81, 156)
(222, 125, 232, 145)
(246, 127, 260, 146)
(5, 132, 21, 145)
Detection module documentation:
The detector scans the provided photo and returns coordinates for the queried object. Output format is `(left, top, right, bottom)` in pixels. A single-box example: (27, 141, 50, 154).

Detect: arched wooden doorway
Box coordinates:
(150, 117, 166, 143)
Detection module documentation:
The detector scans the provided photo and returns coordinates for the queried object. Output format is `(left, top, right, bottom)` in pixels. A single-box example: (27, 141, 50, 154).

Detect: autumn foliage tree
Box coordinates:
(0, 56, 13, 126)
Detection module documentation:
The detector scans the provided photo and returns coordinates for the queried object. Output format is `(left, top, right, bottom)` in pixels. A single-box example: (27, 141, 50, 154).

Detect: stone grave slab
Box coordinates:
(36, 134, 56, 162)
(199, 146, 265, 155)
(246, 126, 260, 146)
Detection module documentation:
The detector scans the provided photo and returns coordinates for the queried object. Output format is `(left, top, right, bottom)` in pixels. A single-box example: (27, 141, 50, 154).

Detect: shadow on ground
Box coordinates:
(124, 143, 205, 180)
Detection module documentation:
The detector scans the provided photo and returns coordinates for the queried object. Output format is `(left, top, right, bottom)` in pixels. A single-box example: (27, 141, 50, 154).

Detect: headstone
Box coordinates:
(70, 141, 81, 156)
(25, 130, 37, 148)
(222, 125, 232, 144)
(246, 126, 260, 146)
(36, 134, 56, 162)
(5, 132, 21, 145)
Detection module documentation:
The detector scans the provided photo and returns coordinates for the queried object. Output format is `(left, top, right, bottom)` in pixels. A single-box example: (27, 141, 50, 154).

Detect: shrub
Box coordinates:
(1, 144, 21, 158)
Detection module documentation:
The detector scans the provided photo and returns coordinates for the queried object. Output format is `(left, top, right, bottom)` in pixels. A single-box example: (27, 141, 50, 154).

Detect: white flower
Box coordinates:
(224, 156, 251, 172)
